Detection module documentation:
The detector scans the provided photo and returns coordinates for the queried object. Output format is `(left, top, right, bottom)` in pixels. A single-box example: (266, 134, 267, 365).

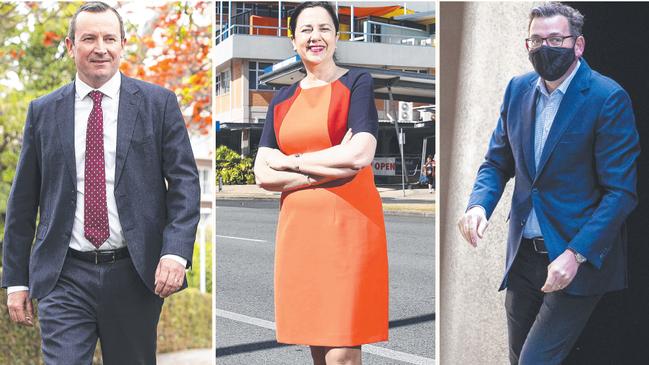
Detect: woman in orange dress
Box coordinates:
(253, 2, 388, 364)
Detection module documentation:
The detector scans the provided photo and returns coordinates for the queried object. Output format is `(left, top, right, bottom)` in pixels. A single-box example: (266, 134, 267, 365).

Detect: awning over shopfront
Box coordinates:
(259, 58, 435, 195)
(259, 61, 435, 104)
(393, 10, 435, 25)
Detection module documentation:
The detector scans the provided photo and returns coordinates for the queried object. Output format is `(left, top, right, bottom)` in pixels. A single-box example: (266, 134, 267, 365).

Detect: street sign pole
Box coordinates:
(387, 82, 407, 197)
(199, 220, 206, 294)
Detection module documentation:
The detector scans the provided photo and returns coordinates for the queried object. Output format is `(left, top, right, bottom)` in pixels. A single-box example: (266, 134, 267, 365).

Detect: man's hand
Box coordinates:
(458, 206, 489, 247)
(154, 258, 186, 298)
(541, 250, 581, 293)
(7, 290, 34, 327)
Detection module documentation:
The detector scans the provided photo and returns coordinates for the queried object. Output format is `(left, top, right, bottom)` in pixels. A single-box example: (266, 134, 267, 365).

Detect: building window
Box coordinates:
(249, 61, 277, 90)
(222, 69, 230, 94)
(233, 2, 254, 15)
(215, 69, 231, 96)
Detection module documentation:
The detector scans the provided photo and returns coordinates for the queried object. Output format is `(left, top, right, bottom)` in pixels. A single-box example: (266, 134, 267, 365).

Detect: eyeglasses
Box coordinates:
(525, 35, 576, 50)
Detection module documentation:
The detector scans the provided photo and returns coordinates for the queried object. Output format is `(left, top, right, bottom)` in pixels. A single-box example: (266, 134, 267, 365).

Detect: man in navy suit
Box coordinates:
(458, 3, 639, 364)
(1, 2, 200, 364)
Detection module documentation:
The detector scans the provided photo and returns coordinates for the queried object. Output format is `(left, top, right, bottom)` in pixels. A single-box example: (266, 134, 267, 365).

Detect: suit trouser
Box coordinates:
(505, 239, 601, 365)
(37, 253, 163, 365)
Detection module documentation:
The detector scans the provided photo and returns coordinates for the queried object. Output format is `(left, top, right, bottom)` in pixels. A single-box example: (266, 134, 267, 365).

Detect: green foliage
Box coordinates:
(186, 226, 213, 293)
(157, 288, 212, 353)
(0, 4, 211, 362)
(0, 282, 42, 364)
(215, 145, 255, 185)
(0, 2, 81, 238)
(0, 279, 211, 364)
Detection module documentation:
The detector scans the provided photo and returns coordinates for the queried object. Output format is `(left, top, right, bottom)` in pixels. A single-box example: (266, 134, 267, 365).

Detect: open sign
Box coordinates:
(372, 158, 397, 176)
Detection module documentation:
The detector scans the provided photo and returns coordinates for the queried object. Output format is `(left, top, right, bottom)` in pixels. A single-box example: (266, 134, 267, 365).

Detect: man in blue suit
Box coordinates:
(458, 3, 639, 364)
(1, 2, 200, 364)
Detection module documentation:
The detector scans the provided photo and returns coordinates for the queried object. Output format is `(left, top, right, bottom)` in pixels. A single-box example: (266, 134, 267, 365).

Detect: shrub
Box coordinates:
(215, 145, 255, 184)
(0, 288, 42, 364)
(0, 272, 211, 364)
(157, 288, 212, 353)
(187, 233, 213, 294)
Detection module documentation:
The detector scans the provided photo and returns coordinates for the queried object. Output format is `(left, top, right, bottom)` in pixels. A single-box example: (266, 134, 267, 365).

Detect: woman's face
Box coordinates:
(291, 6, 338, 67)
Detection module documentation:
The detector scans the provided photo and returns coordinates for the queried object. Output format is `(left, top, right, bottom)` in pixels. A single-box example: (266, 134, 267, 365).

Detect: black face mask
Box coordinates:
(528, 45, 576, 82)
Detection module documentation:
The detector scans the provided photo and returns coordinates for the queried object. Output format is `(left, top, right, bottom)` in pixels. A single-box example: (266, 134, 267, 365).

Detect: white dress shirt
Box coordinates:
(72, 70, 124, 250)
(8, 72, 186, 294)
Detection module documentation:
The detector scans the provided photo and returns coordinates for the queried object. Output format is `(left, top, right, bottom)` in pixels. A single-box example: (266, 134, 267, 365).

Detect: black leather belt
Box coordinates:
(67, 247, 130, 264)
(522, 237, 548, 254)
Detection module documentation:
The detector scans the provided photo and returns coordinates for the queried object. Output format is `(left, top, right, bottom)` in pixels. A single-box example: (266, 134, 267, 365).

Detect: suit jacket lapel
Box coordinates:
(55, 83, 77, 187)
(115, 74, 142, 186)
(520, 80, 537, 179)
(535, 62, 591, 180)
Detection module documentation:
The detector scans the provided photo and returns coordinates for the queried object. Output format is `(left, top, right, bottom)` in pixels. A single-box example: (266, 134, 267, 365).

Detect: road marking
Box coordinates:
(216, 235, 268, 243)
(216, 309, 276, 330)
(216, 309, 435, 365)
(363, 345, 435, 365)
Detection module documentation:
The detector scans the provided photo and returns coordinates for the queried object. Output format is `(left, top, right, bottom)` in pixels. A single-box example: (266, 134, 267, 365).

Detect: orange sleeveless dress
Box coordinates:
(263, 70, 389, 346)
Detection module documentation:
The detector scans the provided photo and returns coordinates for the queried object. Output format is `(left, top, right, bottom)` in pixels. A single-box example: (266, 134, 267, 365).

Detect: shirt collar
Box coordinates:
(536, 59, 581, 97)
(75, 71, 121, 100)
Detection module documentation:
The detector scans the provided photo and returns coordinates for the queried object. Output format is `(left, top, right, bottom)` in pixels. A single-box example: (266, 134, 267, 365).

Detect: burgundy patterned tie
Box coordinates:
(84, 90, 110, 248)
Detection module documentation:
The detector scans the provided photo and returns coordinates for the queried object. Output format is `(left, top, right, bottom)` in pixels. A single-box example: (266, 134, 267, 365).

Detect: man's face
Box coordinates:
(65, 10, 125, 89)
(528, 15, 584, 58)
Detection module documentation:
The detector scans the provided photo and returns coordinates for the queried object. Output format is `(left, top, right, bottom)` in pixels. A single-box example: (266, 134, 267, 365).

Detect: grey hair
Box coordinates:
(528, 2, 584, 36)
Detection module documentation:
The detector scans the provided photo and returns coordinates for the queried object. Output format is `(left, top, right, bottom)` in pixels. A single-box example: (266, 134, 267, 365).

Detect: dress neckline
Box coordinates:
(298, 69, 350, 90)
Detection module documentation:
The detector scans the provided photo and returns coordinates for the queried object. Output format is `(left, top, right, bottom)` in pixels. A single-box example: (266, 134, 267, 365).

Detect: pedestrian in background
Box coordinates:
(424, 154, 435, 193)
(253, 2, 388, 364)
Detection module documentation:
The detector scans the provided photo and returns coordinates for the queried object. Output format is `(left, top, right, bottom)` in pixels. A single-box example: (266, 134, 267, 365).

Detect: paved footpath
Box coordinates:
(215, 184, 435, 216)
(157, 348, 212, 365)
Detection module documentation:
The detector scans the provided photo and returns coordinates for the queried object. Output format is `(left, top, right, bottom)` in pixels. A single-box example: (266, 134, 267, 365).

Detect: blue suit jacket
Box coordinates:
(1, 74, 200, 299)
(468, 60, 640, 296)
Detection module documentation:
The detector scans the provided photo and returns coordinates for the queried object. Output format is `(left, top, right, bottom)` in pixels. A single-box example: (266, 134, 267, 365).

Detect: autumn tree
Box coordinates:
(0, 1, 211, 237)
(0, 2, 80, 238)
(119, 1, 212, 134)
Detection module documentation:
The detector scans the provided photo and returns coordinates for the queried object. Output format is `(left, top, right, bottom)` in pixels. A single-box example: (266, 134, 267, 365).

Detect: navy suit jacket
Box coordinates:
(468, 60, 640, 296)
(1, 74, 200, 299)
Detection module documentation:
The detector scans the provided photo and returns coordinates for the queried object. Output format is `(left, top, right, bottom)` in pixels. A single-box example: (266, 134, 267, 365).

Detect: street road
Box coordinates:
(215, 199, 435, 364)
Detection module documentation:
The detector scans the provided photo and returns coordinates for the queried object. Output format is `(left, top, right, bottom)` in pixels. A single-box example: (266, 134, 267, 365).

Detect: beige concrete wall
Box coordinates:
(232, 59, 242, 109)
(215, 93, 231, 113)
(439, 2, 535, 364)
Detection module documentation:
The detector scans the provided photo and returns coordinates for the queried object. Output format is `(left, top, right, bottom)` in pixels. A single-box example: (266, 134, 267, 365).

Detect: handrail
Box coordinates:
(215, 23, 433, 46)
